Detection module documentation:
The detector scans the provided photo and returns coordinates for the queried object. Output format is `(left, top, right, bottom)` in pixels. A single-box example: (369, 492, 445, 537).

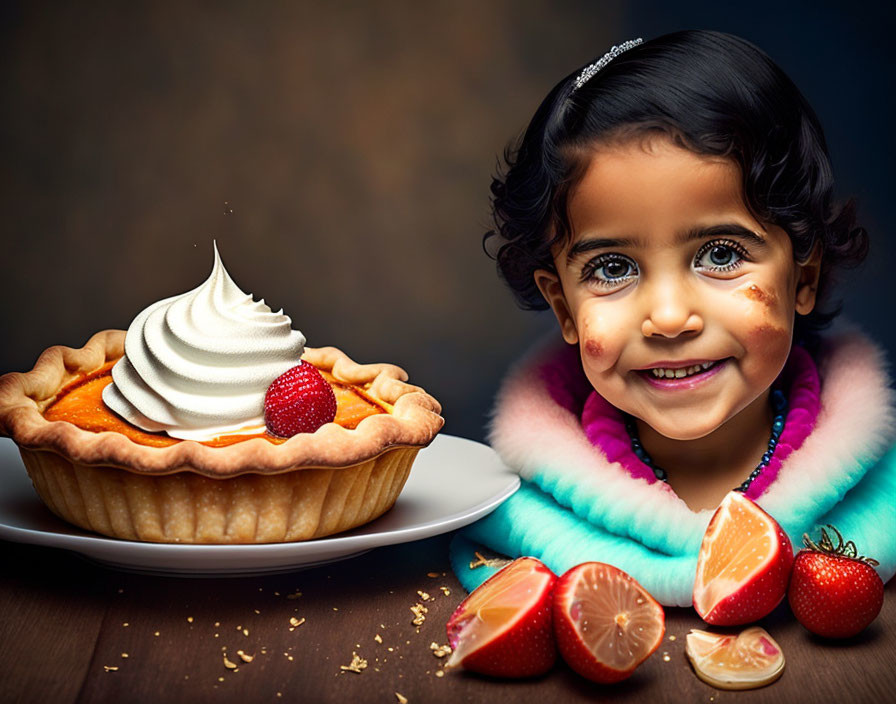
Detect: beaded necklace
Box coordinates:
(623, 389, 788, 492)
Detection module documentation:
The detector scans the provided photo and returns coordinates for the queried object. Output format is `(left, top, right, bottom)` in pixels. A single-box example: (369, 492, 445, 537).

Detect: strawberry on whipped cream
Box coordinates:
(102, 243, 306, 441)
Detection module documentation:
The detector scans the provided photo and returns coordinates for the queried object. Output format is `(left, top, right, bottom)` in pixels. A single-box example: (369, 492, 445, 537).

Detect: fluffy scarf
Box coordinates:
(451, 331, 896, 606)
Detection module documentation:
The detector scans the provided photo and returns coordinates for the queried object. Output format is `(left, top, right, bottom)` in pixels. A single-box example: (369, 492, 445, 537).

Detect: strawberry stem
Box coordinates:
(801, 524, 880, 566)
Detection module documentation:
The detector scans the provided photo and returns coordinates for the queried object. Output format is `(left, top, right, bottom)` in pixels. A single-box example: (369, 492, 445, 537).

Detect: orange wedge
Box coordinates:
(693, 491, 793, 625)
(445, 557, 557, 678)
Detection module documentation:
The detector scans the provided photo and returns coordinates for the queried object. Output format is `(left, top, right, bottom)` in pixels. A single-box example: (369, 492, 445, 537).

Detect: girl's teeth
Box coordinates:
(649, 361, 715, 379)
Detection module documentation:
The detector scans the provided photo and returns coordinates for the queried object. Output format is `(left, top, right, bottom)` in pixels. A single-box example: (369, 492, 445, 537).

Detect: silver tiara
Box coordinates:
(572, 38, 643, 92)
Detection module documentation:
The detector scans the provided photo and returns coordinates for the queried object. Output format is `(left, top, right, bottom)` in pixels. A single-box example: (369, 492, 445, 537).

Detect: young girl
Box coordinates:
(451, 30, 895, 607)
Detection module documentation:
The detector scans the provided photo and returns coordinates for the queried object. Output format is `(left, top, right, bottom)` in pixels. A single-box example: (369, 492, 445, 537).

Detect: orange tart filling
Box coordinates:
(43, 361, 388, 448)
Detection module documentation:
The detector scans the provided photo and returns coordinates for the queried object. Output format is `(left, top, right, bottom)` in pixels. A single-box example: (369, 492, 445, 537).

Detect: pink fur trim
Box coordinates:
(746, 345, 820, 499)
(582, 391, 666, 485)
(760, 333, 895, 519)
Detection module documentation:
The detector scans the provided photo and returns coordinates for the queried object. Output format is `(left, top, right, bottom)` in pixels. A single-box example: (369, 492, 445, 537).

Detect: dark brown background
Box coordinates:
(1, 0, 894, 441)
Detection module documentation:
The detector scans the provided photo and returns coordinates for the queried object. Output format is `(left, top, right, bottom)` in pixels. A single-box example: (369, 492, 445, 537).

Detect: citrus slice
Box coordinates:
(553, 562, 665, 683)
(685, 627, 785, 690)
(693, 491, 793, 625)
(445, 557, 557, 677)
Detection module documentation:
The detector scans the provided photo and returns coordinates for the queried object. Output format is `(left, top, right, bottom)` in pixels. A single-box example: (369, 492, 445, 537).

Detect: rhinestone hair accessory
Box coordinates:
(572, 38, 643, 92)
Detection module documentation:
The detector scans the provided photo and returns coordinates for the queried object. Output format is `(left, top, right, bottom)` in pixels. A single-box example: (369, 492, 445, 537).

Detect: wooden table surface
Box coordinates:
(1, 532, 893, 704)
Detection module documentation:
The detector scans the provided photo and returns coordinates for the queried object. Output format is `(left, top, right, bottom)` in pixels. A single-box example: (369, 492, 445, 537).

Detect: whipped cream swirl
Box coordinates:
(103, 243, 306, 441)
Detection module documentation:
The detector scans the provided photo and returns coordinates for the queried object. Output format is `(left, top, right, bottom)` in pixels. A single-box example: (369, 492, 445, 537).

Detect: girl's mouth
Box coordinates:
(638, 359, 728, 389)
(648, 361, 715, 379)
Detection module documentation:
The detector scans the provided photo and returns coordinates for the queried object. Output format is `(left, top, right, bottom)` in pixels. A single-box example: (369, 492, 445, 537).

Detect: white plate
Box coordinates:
(0, 434, 518, 576)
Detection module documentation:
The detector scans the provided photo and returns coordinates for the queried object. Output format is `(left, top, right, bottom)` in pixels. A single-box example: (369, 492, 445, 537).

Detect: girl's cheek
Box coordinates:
(732, 282, 793, 360)
(740, 283, 777, 309)
(584, 338, 604, 358)
(733, 281, 788, 326)
(577, 306, 622, 371)
(746, 323, 791, 352)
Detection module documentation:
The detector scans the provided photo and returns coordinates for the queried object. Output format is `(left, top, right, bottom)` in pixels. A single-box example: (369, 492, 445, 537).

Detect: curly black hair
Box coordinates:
(485, 30, 867, 345)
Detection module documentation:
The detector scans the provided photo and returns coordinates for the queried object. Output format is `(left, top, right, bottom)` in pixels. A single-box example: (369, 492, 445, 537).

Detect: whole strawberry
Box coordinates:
(264, 361, 337, 437)
(788, 525, 884, 639)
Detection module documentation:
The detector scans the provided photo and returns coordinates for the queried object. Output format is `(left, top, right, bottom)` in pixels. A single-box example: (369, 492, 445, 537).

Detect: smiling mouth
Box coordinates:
(647, 361, 719, 380)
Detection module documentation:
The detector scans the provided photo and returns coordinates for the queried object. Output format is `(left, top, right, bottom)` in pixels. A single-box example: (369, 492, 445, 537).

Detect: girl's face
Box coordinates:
(535, 134, 821, 441)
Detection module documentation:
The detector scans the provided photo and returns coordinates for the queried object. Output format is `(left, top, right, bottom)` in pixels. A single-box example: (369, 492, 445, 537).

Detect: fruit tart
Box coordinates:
(0, 245, 443, 543)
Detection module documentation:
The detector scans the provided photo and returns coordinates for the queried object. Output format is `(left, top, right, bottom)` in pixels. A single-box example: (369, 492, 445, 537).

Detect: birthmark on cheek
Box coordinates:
(583, 339, 604, 359)
(740, 284, 777, 308)
(749, 323, 789, 349)
(747, 323, 792, 373)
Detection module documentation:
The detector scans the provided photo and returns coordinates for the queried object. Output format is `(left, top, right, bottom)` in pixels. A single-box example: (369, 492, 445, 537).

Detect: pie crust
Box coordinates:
(0, 330, 444, 543)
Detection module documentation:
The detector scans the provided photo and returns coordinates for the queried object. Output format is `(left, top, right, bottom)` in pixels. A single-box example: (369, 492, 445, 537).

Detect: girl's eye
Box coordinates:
(582, 254, 638, 287)
(695, 240, 747, 272)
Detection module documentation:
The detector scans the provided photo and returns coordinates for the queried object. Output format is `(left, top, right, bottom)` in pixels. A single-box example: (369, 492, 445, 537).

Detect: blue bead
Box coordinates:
(773, 419, 785, 432)
(762, 452, 772, 463)
(643, 456, 653, 466)
(654, 468, 666, 480)
(768, 438, 777, 448)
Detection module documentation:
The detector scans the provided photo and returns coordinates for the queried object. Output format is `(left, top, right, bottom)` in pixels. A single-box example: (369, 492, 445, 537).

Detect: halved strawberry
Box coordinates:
(788, 525, 884, 638)
(553, 562, 665, 684)
(693, 490, 793, 626)
(263, 361, 337, 437)
(445, 557, 557, 678)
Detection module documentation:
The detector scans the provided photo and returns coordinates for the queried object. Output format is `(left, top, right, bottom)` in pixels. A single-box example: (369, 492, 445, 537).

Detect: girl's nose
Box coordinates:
(640, 282, 704, 338)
